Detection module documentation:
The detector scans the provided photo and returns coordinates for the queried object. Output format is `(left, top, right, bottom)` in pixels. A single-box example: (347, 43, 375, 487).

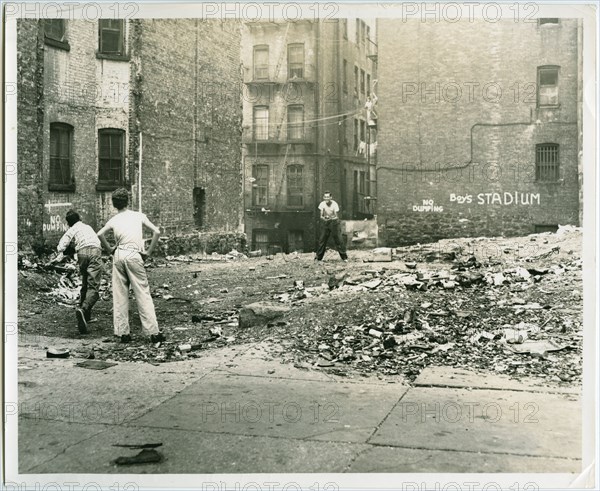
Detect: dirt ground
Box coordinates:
(17, 227, 584, 385)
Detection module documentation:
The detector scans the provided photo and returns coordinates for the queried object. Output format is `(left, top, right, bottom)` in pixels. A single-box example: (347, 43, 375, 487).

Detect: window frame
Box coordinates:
(535, 143, 560, 182)
(537, 65, 560, 108)
(287, 43, 305, 80)
(252, 164, 269, 206)
(49, 123, 75, 192)
(97, 128, 126, 191)
(253, 106, 269, 141)
(97, 19, 128, 60)
(287, 104, 304, 141)
(253, 45, 269, 80)
(44, 20, 70, 51)
(286, 165, 304, 207)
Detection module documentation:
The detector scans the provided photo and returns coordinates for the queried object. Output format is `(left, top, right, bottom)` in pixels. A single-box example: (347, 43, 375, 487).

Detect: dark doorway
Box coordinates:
(193, 188, 206, 228)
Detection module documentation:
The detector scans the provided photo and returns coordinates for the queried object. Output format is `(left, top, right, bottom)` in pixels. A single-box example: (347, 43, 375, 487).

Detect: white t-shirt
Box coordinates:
(318, 200, 340, 220)
(98, 209, 160, 252)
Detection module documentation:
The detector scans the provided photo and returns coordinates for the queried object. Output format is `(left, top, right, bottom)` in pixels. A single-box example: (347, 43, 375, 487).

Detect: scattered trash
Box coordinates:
(75, 360, 118, 370)
(46, 348, 70, 359)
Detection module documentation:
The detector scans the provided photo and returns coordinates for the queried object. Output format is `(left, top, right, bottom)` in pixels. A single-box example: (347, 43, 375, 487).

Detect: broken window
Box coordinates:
(287, 165, 304, 206)
(253, 106, 269, 140)
(288, 43, 304, 79)
(49, 123, 74, 191)
(536, 143, 560, 181)
(99, 19, 125, 56)
(537, 66, 559, 107)
(252, 164, 269, 206)
(287, 105, 304, 140)
(98, 128, 125, 189)
(253, 45, 269, 80)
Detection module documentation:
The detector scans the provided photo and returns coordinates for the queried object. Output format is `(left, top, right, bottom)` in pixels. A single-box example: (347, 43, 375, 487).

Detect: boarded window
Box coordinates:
(536, 143, 560, 181)
(287, 165, 304, 206)
(98, 129, 125, 188)
(49, 123, 73, 191)
(538, 66, 559, 106)
(253, 45, 269, 80)
(288, 43, 304, 79)
(253, 106, 269, 140)
(252, 164, 268, 206)
(287, 105, 304, 140)
(99, 19, 124, 55)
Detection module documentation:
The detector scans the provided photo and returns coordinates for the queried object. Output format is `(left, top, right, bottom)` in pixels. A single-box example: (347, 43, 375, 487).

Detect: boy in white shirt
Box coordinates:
(316, 191, 348, 262)
(97, 188, 165, 344)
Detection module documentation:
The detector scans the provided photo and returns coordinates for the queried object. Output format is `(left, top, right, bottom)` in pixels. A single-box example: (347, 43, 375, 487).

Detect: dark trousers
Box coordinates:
(78, 246, 103, 314)
(316, 219, 347, 260)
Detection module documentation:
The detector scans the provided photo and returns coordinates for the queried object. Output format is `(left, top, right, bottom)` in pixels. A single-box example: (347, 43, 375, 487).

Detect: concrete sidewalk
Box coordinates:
(17, 338, 582, 474)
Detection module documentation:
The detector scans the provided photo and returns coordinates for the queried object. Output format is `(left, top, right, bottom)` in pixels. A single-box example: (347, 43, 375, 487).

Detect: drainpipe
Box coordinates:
(138, 132, 142, 212)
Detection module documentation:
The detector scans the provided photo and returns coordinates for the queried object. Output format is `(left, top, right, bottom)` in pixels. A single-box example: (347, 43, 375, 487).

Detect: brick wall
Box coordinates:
(377, 19, 580, 246)
(17, 20, 45, 251)
(134, 19, 243, 236)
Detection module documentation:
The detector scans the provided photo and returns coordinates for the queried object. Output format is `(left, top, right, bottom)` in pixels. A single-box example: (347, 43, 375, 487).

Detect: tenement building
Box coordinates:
(16, 19, 242, 250)
(376, 18, 583, 246)
(241, 18, 378, 253)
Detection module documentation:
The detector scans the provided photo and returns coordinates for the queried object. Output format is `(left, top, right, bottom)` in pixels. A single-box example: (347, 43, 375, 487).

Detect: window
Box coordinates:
(360, 69, 365, 95)
(539, 18, 559, 26)
(253, 106, 269, 140)
(99, 19, 125, 56)
(353, 119, 359, 151)
(342, 59, 348, 93)
(98, 129, 125, 189)
(361, 20, 366, 44)
(354, 65, 359, 95)
(534, 224, 559, 233)
(537, 66, 559, 107)
(341, 19, 348, 39)
(355, 19, 360, 44)
(360, 120, 366, 142)
(342, 115, 348, 147)
(252, 229, 270, 252)
(536, 144, 560, 181)
(366, 73, 371, 94)
(252, 164, 269, 206)
(287, 165, 304, 206)
(288, 43, 304, 79)
(253, 45, 269, 80)
(287, 105, 304, 140)
(366, 25, 371, 41)
(287, 230, 304, 252)
(49, 123, 74, 191)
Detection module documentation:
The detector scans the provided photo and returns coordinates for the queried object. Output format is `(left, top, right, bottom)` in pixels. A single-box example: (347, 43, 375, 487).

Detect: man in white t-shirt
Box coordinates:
(316, 191, 348, 262)
(97, 188, 165, 344)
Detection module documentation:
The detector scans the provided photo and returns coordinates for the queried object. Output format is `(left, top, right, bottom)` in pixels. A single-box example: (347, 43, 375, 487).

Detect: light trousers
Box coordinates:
(112, 248, 159, 336)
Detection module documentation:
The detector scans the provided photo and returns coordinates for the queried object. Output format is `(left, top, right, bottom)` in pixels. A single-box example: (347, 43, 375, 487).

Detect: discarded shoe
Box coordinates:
(150, 332, 166, 343)
(76, 308, 88, 334)
(121, 334, 132, 343)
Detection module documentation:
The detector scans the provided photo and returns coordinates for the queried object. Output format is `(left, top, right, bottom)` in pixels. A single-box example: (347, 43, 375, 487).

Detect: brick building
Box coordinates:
(16, 19, 242, 250)
(241, 18, 378, 254)
(376, 18, 583, 246)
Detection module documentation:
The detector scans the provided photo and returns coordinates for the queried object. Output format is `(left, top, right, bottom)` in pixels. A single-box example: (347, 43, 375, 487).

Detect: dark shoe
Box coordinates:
(150, 332, 166, 343)
(120, 334, 132, 343)
(84, 308, 92, 322)
(76, 308, 88, 334)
